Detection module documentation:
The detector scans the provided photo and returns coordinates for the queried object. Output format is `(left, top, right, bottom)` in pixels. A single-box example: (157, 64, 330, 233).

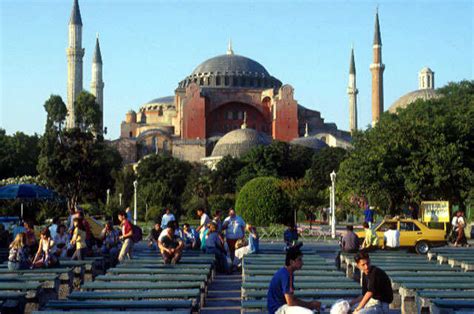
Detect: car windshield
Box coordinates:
(400, 221, 420, 231)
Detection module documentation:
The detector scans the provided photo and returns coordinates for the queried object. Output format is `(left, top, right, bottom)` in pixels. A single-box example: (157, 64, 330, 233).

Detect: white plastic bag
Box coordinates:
(330, 299, 351, 314)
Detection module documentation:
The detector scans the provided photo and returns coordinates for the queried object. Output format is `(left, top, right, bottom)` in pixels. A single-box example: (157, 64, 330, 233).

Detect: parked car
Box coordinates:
(356, 217, 447, 254)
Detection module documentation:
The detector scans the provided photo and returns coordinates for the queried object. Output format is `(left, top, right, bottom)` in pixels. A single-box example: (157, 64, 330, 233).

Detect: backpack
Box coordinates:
(131, 224, 143, 243)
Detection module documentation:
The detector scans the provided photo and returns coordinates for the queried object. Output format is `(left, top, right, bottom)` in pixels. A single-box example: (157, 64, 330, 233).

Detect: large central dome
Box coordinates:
(191, 54, 270, 77)
(178, 47, 282, 90)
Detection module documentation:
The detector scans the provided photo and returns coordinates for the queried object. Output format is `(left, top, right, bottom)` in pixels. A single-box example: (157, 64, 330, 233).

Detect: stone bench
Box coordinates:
(96, 274, 208, 282)
(399, 282, 474, 314)
(430, 299, 474, 314)
(43, 299, 193, 311)
(0, 267, 74, 299)
(0, 291, 26, 314)
(243, 289, 360, 299)
(242, 275, 347, 283)
(0, 282, 42, 313)
(416, 290, 474, 313)
(241, 299, 335, 314)
(244, 269, 343, 276)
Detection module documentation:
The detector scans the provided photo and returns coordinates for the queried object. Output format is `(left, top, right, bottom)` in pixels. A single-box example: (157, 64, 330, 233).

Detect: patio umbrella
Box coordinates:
(0, 184, 57, 219)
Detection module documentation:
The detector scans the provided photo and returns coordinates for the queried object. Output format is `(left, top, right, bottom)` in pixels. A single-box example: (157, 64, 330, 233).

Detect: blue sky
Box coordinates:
(0, 0, 472, 139)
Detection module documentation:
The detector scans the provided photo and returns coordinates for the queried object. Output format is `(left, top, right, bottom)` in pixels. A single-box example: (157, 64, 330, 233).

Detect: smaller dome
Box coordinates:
(388, 89, 441, 113)
(290, 136, 328, 151)
(420, 67, 433, 73)
(211, 128, 272, 158)
(145, 96, 174, 105)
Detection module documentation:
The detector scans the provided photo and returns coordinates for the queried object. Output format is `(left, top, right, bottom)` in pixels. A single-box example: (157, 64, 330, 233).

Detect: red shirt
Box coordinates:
(122, 220, 132, 238)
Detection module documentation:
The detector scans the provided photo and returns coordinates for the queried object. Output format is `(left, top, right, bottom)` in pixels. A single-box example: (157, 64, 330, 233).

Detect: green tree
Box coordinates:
(44, 95, 67, 131)
(211, 156, 244, 194)
(75, 91, 102, 134)
(235, 176, 291, 226)
(338, 80, 474, 214)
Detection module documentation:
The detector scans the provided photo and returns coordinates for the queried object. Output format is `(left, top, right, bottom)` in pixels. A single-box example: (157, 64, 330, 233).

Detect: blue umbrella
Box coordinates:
(0, 184, 57, 218)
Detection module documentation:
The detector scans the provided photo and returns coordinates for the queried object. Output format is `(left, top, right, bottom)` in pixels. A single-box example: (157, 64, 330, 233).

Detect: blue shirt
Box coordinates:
(364, 208, 374, 223)
(223, 216, 246, 240)
(249, 234, 259, 253)
(267, 267, 293, 314)
(283, 229, 298, 244)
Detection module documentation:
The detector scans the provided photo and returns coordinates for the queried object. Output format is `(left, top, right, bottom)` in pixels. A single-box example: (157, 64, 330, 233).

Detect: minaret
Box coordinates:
(91, 34, 104, 134)
(418, 67, 434, 90)
(347, 47, 358, 134)
(66, 0, 85, 129)
(370, 8, 385, 127)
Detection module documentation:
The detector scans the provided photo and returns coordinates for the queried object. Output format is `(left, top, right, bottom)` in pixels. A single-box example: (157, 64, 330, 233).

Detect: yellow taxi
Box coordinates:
(356, 217, 447, 254)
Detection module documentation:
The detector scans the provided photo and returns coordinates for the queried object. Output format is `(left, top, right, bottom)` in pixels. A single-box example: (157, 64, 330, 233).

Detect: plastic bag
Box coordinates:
(330, 299, 351, 314)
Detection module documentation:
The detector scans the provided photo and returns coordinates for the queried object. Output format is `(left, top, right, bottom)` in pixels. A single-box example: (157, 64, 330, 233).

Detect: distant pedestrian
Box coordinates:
(284, 224, 301, 251)
(70, 218, 87, 260)
(125, 207, 133, 222)
(350, 252, 393, 313)
(147, 222, 162, 250)
(53, 224, 69, 258)
(364, 204, 374, 228)
(205, 222, 229, 273)
(222, 208, 246, 261)
(212, 210, 223, 233)
(49, 217, 59, 239)
(117, 210, 134, 262)
(196, 208, 210, 244)
(454, 211, 468, 247)
(160, 208, 176, 230)
(336, 225, 359, 269)
(8, 233, 30, 271)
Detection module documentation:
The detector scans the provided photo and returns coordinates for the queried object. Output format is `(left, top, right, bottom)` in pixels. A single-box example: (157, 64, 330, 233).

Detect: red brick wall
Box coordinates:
(272, 85, 298, 142)
(182, 84, 207, 139)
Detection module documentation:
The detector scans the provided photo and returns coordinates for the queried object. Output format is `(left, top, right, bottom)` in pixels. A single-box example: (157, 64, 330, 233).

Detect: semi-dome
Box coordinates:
(290, 136, 328, 151)
(140, 96, 175, 112)
(178, 51, 282, 89)
(211, 128, 272, 158)
(388, 89, 441, 113)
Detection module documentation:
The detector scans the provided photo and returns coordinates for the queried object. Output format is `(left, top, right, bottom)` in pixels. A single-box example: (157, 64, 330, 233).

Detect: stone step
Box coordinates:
(207, 290, 241, 296)
(206, 296, 241, 301)
(201, 309, 241, 314)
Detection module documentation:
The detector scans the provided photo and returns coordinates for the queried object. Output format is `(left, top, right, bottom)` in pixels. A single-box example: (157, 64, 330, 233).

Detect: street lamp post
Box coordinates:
(118, 193, 122, 206)
(330, 170, 337, 239)
(106, 189, 110, 206)
(133, 180, 138, 225)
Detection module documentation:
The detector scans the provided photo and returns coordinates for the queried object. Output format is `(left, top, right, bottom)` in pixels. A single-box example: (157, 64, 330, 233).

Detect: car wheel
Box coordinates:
(415, 241, 429, 254)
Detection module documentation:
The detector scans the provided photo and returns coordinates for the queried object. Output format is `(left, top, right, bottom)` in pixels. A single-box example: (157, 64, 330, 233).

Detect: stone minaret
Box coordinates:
(347, 47, 358, 134)
(66, 0, 85, 129)
(370, 9, 385, 127)
(91, 35, 104, 134)
(418, 67, 434, 90)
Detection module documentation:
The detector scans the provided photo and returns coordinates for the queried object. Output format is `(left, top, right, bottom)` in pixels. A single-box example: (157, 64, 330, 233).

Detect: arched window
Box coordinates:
(224, 76, 229, 86)
(216, 76, 221, 86)
(129, 131, 133, 138)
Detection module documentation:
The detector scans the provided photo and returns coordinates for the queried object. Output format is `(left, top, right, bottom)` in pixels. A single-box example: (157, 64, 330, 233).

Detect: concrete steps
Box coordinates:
(201, 272, 242, 314)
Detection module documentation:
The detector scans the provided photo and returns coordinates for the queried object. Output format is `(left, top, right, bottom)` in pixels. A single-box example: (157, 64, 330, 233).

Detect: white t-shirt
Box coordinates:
(384, 229, 400, 248)
(49, 224, 58, 239)
(161, 213, 176, 229)
(199, 213, 210, 236)
(452, 216, 459, 229)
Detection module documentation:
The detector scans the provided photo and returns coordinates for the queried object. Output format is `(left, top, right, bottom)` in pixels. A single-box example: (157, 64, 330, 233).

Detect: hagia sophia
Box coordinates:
(65, 0, 440, 167)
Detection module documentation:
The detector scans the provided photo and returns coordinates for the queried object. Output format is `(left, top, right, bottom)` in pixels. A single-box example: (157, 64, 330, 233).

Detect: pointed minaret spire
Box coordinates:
(304, 123, 309, 137)
(370, 8, 385, 127)
(227, 39, 234, 55)
(66, 0, 85, 129)
(93, 34, 102, 64)
(348, 47, 358, 134)
(69, 0, 83, 26)
(91, 33, 104, 135)
(241, 111, 247, 129)
(373, 7, 381, 46)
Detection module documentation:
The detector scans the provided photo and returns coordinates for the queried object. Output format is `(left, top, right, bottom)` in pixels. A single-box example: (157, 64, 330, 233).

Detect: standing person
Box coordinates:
(160, 208, 176, 230)
(234, 224, 259, 267)
(158, 221, 184, 264)
(361, 222, 378, 251)
(8, 233, 30, 271)
(222, 208, 246, 261)
(350, 252, 393, 313)
(32, 228, 58, 268)
(364, 204, 374, 229)
(212, 210, 223, 233)
(125, 207, 133, 222)
(23, 221, 37, 257)
(383, 224, 400, 250)
(53, 224, 69, 258)
(454, 211, 468, 247)
(205, 222, 229, 273)
(118, 210, 134, 262)
(49, 217, 59, 239)
(70, 218, 87, 260)
(147, 222, 162, 250)
(267, 247, 322, 314)
(196, 208, 210, 246)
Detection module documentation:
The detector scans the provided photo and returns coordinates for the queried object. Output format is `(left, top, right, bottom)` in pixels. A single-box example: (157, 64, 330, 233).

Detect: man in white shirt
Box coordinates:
(223, 208, 246, 261)
(161, 208, 176, 230)
(383, 224, 400, 250)
(196, 208, 210, 242)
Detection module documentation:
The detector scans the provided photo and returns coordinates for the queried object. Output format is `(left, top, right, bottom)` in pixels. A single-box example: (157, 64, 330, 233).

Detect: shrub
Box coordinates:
(235, 177, 291, 226)
(208, 194, 235, 216)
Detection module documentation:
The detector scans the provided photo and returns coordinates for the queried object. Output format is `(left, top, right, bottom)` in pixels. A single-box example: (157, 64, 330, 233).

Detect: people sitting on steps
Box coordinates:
(158, 221, 184, 264)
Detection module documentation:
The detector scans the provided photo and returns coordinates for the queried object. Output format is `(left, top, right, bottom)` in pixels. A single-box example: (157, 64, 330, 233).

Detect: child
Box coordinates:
(70, 218, 87, 260)
(32, 228, 58, 268)
(8, 233, 30, 271)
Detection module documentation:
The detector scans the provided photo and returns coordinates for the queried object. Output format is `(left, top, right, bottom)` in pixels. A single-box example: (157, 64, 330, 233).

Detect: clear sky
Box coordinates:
(1, 0, 472, 139)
